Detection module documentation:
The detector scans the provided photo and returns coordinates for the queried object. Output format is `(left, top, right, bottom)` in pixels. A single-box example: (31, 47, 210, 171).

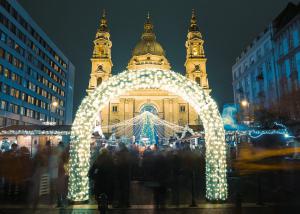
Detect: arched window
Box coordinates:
(195, 77, 201, 85)
(97, 77, 102, 86)
(140, 104, 158, 115)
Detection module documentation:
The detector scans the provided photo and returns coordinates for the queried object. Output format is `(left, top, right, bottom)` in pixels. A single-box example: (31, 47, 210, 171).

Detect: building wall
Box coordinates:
(232, 26, 277, 119)
(273, 6, 300, 119)
(0, 0, 75, 127)
(232, 3, 300, 121)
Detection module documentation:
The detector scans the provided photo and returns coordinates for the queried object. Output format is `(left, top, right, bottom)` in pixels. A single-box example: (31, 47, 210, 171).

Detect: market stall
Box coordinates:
(0, 125, 71, 156)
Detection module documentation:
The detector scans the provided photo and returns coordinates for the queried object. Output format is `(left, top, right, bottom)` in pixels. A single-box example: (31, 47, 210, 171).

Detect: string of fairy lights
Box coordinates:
(101, 111, 190, 141)
(68, 68, 228, 202)
(0, 125, 289, 140)
(0, 62, 289, 203)
(224, 122, 291, 140)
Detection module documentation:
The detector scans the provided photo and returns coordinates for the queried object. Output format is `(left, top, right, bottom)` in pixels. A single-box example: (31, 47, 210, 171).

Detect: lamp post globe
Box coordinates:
(241, 100, 248, 107)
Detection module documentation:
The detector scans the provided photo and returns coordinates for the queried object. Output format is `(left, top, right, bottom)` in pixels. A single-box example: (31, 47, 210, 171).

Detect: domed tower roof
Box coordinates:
(132, 13, 165, 56)
(132, 39, 166, 56)
(128, 13, 171, 70)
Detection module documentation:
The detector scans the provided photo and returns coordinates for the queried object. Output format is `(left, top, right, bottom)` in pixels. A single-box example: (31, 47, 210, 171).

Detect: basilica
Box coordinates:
(87, 10, 210, 135)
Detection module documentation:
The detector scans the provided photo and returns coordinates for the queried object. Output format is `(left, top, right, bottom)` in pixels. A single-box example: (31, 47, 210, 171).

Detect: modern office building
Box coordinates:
(0, 0, 75, 126)
(232, 2, 300, 121)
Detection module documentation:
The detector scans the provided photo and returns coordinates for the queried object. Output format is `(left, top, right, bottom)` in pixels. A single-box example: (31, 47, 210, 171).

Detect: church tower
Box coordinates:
(184, 9, 209, 90)
(87, 10, 113, 94)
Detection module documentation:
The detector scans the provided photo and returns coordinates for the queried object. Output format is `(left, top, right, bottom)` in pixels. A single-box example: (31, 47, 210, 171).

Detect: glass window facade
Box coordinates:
(0, 0, 74, 127)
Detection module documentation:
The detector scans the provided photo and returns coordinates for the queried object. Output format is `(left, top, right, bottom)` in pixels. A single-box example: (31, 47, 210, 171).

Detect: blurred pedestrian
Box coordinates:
(48, 142, 64, 206)
(30, 144, 49, 210)
(89, 148, 115, 205)
(115, 143, 131, 207)
(3, 143, 20, 201)
(170, 150, 181, 207)
(18, 147, 33, 202)
(56, 142, 68, 207)
(152, 151, 170, 209)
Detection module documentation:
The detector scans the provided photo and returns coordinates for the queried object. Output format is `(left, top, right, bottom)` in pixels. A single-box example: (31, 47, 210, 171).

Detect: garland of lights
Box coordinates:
(68, 69, 227, 201)
(248, 130, 288, 139)
(178, 125, 195, 140)
(101, 111, 188, 140)
(0, 130, 70, 136)
(101, 113, 290, 142)
(225, 122, 290, 139)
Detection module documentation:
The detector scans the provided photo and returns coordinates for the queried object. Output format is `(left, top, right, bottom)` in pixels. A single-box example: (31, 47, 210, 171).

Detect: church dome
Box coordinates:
(127, 14, 171, 71)
(132, 14, 165, 57)
(132, 37, 165, 56)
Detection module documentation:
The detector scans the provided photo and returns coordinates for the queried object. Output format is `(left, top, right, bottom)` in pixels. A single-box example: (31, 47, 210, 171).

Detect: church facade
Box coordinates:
(87, 10, 210, 135)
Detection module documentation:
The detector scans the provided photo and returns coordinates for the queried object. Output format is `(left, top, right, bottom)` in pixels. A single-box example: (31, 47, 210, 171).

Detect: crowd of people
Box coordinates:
(0, 141, 69, 208)
(0, 140, 205, 208)
(2, 134, 300, 209)
(89, 142, 205, 208)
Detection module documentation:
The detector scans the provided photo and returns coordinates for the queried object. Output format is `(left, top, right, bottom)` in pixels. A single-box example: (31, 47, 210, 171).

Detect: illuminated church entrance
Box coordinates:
(68, 69, 228, 202)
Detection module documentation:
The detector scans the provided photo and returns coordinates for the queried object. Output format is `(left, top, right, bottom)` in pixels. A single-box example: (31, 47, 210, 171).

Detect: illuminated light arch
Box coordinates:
(68, 69, 227, 201)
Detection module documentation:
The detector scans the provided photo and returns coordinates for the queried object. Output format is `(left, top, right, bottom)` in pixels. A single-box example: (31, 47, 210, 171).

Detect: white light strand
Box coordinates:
(102, 111, 186, 140)
(0, 130, 70, 136)
(68, 69, 227, 202)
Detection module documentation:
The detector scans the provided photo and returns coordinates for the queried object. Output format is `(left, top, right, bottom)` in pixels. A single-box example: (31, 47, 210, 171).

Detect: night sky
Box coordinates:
(18, 0, 296, 114)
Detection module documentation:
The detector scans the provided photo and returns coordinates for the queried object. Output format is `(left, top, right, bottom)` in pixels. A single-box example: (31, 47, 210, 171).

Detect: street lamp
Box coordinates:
(42, 100, 59, 125)
(241, 99, 248, 108)
(240, 99, 250, 124)
(50, 100, 59, 124)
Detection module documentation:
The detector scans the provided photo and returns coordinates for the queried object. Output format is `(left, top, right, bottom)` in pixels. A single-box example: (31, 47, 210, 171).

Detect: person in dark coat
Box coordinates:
(56, 142, 68, 207)
(18, 147, 33, 202)
(152, 151, 170, 209)
(3, 143, 20, 201)
(169, 150, 181, 207)
(115, 143, 132, 207)
(30, 144, 49, 211)
(89, 148, 115, 205)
